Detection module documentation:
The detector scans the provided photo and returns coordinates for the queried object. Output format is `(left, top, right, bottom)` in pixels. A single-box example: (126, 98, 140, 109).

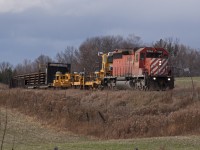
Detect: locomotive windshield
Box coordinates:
(145, 49, 165, 58)
(146, 52, 162, 58)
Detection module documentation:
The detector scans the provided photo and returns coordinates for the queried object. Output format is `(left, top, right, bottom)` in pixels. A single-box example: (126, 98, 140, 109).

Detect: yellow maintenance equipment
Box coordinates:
(98, 52, 113, 78)
(53, 72, 102, 89)
(53, 51, 113, 89)
(53, 71, 71, 88)
(70, 72, 84, 88)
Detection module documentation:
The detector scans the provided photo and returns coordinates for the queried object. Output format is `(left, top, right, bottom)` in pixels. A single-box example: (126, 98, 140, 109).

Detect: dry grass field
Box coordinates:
(0, 77, 200, 149)
(0, 108, 200, 150)
(0, 83, 8, 90)
(0, 108, 85, 150)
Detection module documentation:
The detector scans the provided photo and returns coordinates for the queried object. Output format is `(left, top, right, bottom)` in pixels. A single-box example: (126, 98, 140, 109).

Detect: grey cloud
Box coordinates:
(0, 0, 200, 65)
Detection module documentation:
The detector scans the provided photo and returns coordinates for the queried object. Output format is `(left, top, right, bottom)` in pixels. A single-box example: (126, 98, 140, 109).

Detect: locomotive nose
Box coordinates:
(150, 58, 168, 76)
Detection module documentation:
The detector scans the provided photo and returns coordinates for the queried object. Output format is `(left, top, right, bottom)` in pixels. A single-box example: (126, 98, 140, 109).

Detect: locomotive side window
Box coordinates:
(140, 53, 145, 60)
(135, 54, 138, 62)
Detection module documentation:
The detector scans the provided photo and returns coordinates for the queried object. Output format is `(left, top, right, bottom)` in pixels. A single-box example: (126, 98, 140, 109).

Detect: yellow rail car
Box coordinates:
(53, 72, 103, 89)
(82, 72, 102, 89)
(53, 71, 71, 88)
(70, 73, 84, 88)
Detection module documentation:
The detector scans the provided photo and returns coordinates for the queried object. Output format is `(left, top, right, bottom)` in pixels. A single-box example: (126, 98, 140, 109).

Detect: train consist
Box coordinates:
(11, 47, 174, 90)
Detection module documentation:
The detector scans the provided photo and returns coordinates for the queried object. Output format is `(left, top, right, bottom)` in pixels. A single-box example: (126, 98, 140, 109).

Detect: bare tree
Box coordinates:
(0, 62, 12, 73)
(56, 46, 79, 72)
(154, 38, 179, 56)
(122, 34, 143, 48)
(14, 55, 52, 75)
(0, 62, 13, 84)
(154, 38, 200, 76)
(78, 34, 143, 73)
(33, 54, 53, 72)
(14, 59, 33, 75)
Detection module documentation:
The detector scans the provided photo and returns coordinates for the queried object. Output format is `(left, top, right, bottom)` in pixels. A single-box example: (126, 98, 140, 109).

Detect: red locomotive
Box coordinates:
(100, 47, 174, 90)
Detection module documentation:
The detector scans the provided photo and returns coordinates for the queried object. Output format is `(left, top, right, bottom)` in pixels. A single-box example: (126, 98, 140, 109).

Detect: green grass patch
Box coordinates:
(175, 76, 200, 88)
(4, 136, 199, 150)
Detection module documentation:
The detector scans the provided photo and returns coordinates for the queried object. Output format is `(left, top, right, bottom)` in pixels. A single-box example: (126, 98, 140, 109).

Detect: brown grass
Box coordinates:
(0, 86, 200, 139)
(0, 83, 8, 90)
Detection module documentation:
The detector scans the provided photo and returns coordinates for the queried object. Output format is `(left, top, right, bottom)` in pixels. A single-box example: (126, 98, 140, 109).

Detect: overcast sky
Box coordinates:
(0, 0, 200, 66)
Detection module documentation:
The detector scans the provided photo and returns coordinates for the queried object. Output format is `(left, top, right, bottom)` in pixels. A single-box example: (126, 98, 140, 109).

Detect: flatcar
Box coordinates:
(10, 63, 71, 88)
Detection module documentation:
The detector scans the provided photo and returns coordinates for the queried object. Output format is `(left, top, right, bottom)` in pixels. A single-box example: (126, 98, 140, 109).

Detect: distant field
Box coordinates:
(1, 108, 200, 150)
(175, 76, 200, 88)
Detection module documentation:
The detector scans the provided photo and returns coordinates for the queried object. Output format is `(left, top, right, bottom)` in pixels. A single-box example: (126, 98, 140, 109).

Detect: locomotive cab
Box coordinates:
(138, 48, 174, 90)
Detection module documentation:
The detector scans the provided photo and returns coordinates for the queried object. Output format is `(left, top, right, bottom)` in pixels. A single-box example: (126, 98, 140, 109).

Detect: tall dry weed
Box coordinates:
(0, 88, 200, 139)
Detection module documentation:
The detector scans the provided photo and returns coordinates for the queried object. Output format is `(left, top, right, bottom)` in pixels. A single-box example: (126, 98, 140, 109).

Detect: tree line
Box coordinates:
(0, 34, 200, 84)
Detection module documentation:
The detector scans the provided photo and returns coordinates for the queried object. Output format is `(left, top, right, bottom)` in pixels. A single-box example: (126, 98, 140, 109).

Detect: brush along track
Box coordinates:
(0, 87, 200, 139)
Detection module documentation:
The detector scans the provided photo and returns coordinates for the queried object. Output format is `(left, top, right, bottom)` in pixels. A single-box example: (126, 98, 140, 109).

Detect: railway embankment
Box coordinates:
(0, 87, 200, 139)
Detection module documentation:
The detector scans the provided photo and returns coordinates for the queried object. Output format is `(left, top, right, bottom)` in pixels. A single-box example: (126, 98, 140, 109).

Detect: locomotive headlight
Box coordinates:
(153, 77, 156, 80)
(168, 78, 171, 81)
(159, 60, 162, 66)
